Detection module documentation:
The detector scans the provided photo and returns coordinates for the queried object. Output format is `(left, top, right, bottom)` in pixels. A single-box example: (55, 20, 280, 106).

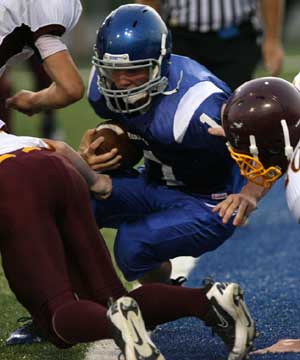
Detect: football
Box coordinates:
(93, 120, 143, 170)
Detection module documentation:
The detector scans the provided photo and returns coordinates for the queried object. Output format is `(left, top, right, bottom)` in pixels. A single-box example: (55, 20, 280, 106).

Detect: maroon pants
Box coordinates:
(0, 148, 126, 345)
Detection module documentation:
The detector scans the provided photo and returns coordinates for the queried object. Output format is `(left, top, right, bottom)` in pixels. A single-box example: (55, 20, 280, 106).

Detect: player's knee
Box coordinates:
(191, 224, 235, 257)
(114, 241, 145, 280)
(115, 243, 142, 269)
(206, 226, 235, 252)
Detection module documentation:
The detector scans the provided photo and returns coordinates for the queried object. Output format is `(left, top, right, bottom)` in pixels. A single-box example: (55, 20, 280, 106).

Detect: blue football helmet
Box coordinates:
(92, 4, 172, 114)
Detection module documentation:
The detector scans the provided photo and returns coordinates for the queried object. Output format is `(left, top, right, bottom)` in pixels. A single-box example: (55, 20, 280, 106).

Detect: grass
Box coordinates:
(0, 269, 87, 360)
(0, 55, 299, 359)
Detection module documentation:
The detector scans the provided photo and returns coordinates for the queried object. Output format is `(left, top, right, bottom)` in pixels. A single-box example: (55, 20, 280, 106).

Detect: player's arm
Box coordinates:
(44, 139, 112, 199)
(207, 125, 268, 226)
(36, 50, 84, 109)
(206, 110, 269, 226)
(259, 0, 285, 76)
(213, 181, 269, 226)
(6, 36, 84, 115)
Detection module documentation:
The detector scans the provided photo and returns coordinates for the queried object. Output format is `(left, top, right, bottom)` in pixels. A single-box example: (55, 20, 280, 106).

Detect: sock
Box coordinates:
(52, 300, 109, 344)
(129, 283, 209, 329)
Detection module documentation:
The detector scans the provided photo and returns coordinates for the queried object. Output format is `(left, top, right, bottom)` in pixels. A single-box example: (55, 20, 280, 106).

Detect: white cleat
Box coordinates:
(107, 296, 165, 360)
(204, 281, 257, 360)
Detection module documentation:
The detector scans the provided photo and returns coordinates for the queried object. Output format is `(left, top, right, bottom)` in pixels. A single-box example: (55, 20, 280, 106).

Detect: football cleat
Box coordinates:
(6, 318, 45, 345)
(107, 296, 165, 360)
(204, 281, 256, 360)
(169, 276, 187, 286)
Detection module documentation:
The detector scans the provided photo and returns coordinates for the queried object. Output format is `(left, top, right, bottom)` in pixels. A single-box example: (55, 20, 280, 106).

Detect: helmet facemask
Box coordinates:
(92, 38, 169, 114)
(226, 119, 294, 189)
(92, 4, 173, 114)
(226, 143, 282, 189)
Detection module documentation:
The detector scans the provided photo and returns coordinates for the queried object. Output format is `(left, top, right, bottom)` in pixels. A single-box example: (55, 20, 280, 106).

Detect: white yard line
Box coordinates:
(84, 256, 198, 360)
(84, 339, 120, 360)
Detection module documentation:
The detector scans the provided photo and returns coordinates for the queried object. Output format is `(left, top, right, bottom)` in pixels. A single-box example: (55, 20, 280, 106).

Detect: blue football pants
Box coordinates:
(92, 174, 237, 281)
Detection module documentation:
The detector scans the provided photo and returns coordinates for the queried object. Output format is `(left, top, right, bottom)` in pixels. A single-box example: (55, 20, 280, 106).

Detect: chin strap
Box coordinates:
(249, 135, 259, 156)
(162, 70, 183, 96)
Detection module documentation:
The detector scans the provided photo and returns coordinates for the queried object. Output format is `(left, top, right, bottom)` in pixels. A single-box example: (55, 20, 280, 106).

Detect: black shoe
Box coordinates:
(169, 276, 187, 286)
(204, 281, 257, 360)
(6, 317, 45, 345)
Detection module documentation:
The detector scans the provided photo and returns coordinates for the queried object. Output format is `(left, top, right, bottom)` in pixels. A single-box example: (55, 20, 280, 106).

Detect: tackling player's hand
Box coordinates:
(90, 174, 112, 199)
(79, 128, 122, 171)
(6, 90, 41, 116)
(212, 192, 257, 226)
(208, 126, 225, 137)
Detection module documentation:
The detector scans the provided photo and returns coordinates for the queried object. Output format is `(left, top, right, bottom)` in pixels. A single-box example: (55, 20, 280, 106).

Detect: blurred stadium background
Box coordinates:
(1, 1, 300, 360)
(9, 0, 300, 148)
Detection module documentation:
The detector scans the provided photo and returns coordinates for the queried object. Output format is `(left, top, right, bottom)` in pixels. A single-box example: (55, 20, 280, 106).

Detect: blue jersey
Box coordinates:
(88, 54, 243, 195)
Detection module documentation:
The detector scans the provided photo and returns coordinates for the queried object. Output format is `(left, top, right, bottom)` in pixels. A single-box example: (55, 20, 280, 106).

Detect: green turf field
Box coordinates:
(0, 55, 298, 359)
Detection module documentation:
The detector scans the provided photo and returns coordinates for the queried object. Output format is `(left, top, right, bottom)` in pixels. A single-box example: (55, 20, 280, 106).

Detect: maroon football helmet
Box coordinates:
(222, 77, 300, 188)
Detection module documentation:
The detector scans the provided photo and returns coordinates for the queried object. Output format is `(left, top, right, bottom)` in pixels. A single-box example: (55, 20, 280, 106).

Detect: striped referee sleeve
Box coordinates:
(164, 0, 258, 32)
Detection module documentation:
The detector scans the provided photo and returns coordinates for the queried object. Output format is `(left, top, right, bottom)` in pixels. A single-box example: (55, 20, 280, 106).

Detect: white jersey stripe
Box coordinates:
(87, 66, 97, 98)
(173, 81, 223, 143)
(199, 113, 220, 128)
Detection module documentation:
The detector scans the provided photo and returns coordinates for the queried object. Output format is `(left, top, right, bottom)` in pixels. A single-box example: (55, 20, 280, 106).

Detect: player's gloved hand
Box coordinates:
(90, 174, 112, 199)
(6, 90, 41, 116)
(78, 128, 122, 171)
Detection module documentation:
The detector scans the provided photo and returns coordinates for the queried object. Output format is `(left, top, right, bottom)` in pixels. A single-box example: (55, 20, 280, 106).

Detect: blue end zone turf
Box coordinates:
(152, 177, 300, 359)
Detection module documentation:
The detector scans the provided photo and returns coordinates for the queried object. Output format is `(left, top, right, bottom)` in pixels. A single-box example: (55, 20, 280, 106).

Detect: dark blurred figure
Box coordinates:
(28, 56, 58, 139)
(136, 0, 285, 90)
(0, 56, 58, 138)
(0, 70, 12, 132)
